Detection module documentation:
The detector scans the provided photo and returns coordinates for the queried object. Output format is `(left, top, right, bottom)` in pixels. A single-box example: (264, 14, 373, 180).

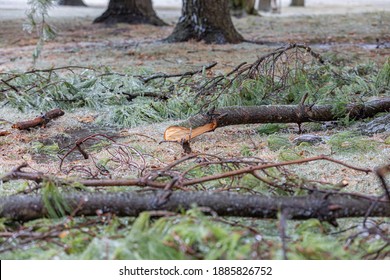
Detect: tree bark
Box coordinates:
(291, 0, 305, 7)
(58, 0, 87, 6)
(169, 98, 390, 132)
(230, 0, 258, 17)
(12, 109, 64, 130)
(165, 0, 244, 44)
(0, 191, 388, 222)
(93, 0, 166, 26)
(258, 0, 272, 12)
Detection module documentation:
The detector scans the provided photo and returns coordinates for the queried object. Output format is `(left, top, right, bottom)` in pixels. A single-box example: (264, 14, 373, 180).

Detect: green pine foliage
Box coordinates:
(41, 179, 70, 218)
(1, 56, 388, 128)
(24, 0, 57, 64)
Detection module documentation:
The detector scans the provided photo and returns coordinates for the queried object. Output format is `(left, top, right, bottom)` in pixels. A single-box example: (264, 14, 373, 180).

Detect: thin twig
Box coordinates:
(138, 62, 218, 83)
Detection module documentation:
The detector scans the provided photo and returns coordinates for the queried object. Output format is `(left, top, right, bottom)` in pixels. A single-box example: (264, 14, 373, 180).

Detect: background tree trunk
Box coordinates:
(165, 0, 244, 44)
(291, 0, 305, 6)
(58, 0, 87, 6)
(258, 0, 272, 11)
(93, 0, 166, 26)
(230, 0, 258, 17)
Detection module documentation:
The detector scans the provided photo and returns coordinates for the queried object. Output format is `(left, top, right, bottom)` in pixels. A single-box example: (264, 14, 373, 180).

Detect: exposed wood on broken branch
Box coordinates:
(11, 108, 65, 130)
(164, 120, 217, 142)
(164, 98, 390, 142)
(0, 191, 389, 223)
(0, 130, 11, 136)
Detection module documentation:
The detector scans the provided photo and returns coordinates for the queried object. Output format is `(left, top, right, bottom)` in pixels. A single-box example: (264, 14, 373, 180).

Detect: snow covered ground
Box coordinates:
(0, 0, 389, 20)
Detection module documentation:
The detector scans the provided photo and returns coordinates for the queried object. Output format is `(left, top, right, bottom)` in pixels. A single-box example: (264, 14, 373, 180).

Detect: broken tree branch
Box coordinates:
(12, 108, 64, 130)
(0, 191, 389, 222)
(2, 155, 371, 191)
(0, 130, 11, 136)
(0, 166, 167, 189)
(164, 98, 390, 142)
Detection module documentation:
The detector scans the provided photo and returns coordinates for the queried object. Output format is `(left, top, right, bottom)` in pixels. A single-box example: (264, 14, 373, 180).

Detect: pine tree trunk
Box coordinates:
(93, 0, 166, 26)
(58, 0, 87, 6)
(291, 0, 305, 6)
(165, 0, 244, 44)
(258, 0, 272, 11)
(230, 0, 258, 17)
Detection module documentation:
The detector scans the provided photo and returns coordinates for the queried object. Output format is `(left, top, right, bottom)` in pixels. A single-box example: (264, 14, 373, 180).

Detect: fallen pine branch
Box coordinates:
(164, 98, 390, 142)
(1, 157, 387, 224)
(194, 44, 325, 99)
(11, 108, 64, 130)
(0, 191, 389, 223)
(2, 155, 371, 191)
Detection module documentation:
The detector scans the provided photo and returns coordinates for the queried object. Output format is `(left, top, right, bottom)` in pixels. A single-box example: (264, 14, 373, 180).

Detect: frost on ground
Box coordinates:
(0, 1, 390, 261)
(0, 3, 389, 192)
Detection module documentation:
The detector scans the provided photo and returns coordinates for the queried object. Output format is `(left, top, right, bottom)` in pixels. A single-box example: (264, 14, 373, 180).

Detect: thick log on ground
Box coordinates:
(0, 191, 389, 222)
(165, 98, 390, 142)
(181, 98, 390, 128)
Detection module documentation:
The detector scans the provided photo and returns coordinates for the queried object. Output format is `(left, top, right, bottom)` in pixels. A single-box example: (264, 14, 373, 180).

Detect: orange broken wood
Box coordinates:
(0, 130, 11, 136)
(12, 108, 65, 130)
(164, 120, 217, 142)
